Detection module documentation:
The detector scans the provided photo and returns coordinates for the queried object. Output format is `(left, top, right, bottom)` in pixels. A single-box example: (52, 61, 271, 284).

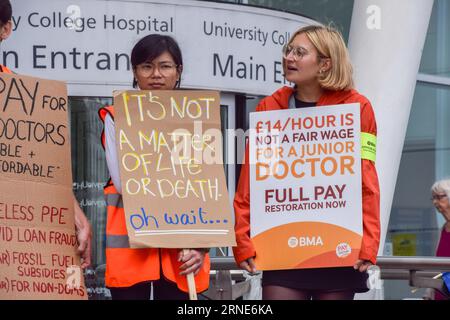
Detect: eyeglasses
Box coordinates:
(431, 194, 447, 201)
(136, 62, 178, 77)
(282, 44, 329, 62)
(282, 45, 308, 61)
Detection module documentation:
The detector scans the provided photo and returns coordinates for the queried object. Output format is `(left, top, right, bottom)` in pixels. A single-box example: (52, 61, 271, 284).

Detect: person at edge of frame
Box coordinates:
(0, 0, 92, 269)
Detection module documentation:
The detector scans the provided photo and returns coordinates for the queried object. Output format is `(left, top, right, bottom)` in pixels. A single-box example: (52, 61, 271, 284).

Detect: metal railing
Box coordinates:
(201, 256, 450, 300)
(86, 256, 450, 299)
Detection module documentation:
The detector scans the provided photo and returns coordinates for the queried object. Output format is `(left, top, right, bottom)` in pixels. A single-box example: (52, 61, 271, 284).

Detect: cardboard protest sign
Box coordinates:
(114, 90, 236, 248)
(0, 73, 86, 299)
(250, 104, 362, 270)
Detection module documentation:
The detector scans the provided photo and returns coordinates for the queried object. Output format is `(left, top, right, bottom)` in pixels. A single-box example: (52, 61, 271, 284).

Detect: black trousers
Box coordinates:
(109, 278, 188, 300)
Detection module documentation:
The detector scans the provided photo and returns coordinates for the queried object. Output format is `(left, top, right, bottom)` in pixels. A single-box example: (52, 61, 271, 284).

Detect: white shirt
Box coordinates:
(104, 113, 122, 193)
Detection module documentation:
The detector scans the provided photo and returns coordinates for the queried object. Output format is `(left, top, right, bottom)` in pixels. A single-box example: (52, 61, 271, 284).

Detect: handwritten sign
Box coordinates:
(114, 90, 236, 248)
(250, 104, 362, 270)
(0, 73, 86, 299)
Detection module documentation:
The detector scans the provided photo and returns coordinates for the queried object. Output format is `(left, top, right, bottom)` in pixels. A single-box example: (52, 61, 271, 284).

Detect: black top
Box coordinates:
(262, 267, 369, 292)
(295, 98, 317, 109)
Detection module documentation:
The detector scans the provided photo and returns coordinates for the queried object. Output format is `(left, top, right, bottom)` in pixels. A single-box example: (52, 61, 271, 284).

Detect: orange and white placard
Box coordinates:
(250, 103, 362, 270)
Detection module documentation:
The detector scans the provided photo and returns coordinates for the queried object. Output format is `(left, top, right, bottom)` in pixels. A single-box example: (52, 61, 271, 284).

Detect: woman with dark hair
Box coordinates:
(99, 34, 210, 300)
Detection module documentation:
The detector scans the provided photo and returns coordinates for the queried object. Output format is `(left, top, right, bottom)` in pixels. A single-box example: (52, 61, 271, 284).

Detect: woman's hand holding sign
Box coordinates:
(74, 196, 92, 269)
(178, 249, 207, 276)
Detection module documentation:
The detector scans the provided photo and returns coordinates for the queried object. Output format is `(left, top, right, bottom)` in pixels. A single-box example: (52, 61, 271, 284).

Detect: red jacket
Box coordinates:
(232, 86, 381, 265)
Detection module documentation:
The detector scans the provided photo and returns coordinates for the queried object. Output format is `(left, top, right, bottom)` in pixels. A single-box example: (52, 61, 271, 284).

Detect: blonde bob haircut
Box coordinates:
(287, 25, 354, 91)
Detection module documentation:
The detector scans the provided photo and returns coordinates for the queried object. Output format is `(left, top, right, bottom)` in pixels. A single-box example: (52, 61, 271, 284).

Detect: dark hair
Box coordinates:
(130, 34, 183, 88)
(0, 0, 12, 25)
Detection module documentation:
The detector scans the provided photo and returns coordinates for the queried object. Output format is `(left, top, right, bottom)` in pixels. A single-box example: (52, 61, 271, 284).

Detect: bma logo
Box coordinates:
(335, 242, 352, 258)
(66, 265, 81, 289)
(288, 236, 323, 248)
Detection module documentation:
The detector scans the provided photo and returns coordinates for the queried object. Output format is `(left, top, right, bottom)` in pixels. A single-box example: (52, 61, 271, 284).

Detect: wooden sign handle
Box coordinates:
(183, 249, 198, 300)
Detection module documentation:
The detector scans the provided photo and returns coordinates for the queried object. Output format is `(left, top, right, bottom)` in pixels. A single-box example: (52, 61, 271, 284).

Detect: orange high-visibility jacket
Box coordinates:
(233, 86, 381, 265)
(98, 105, 210, 292)
(0, 65, 12, 73)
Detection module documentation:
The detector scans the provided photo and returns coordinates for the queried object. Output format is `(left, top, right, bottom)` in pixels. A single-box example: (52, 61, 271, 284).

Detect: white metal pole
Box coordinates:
(348, 0, 434, 257)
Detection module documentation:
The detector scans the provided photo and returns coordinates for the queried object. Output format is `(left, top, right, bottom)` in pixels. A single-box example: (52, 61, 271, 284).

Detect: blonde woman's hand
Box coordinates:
(239, 257, 257, 274)
(354, 259, 373, 272)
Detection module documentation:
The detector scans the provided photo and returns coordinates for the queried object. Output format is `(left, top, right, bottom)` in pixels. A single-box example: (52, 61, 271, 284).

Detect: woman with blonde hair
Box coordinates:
(233, 25, 380, 300)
